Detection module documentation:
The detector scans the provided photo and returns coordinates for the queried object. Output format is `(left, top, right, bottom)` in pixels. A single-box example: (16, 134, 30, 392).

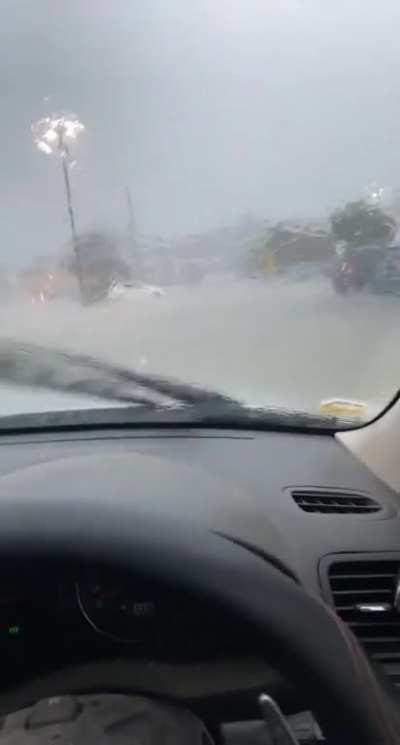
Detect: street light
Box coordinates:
(31, 114, 85, 302)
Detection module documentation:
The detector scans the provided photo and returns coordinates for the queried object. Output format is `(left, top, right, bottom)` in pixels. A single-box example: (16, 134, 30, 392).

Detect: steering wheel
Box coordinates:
(0, 494, 398, 745)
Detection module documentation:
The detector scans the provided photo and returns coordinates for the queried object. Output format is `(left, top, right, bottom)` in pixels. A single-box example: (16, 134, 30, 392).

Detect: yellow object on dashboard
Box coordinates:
(319, 398, 367, 418)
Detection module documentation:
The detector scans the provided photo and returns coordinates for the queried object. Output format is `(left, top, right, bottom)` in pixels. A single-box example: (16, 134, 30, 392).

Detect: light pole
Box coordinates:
(125, 185, 143, 278)
(31, 115, 85, 303)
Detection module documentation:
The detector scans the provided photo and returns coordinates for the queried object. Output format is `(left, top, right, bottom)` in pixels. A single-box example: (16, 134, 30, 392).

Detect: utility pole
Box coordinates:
(60, 152, 84, 303)
(57, 128, 85, 304)
(32, 115, 86, 304)
(125, 186, 141, 277)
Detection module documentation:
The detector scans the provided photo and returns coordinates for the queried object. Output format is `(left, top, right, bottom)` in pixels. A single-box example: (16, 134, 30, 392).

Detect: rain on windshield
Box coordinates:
(1, 0, 400, 422)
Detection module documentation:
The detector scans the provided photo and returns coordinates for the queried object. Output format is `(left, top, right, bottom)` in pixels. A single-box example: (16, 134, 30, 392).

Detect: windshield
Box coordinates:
(1, 0, 398, 425)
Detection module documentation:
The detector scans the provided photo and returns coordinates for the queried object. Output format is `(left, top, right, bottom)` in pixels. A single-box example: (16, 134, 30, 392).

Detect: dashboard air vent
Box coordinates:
(327, 558, 400, 689)
(291, 489, 381, 514)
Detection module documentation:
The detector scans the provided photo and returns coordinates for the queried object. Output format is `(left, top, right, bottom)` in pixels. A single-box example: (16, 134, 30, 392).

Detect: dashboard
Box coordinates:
(0, 424, 398, 712)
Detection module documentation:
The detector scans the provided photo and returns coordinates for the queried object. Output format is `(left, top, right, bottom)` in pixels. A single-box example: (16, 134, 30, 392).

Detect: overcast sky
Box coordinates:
(2, 0, 400, 265)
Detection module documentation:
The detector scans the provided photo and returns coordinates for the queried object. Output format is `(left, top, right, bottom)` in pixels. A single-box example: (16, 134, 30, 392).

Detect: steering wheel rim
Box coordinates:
(0, 494, 399, 744)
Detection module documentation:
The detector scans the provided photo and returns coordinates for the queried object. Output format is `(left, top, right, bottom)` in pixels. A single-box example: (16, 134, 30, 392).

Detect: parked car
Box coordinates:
(372, 245, 400, 296)
(108, 280, 164, 301)
(332, 245, 387, 295)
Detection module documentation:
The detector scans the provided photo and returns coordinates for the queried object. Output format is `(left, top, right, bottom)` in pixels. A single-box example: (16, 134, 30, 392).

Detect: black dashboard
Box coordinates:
(0, 424, 398, 711)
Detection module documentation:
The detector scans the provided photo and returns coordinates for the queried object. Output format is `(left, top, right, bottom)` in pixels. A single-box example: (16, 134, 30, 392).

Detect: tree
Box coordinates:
(330, 200, 396, 248)
(64, 231, 131, 304)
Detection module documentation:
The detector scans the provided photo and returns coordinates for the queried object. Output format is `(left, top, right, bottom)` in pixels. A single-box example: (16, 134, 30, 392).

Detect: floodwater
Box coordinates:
(0, 277, 399, 421)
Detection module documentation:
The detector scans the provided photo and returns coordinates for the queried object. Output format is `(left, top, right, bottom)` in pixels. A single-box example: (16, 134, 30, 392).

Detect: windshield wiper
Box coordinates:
(0, 339, 234, 409)
(0, 340, 344, 433)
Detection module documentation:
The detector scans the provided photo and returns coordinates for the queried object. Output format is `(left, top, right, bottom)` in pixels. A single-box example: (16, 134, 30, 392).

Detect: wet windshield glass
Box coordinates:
(1, 0, 399, 424)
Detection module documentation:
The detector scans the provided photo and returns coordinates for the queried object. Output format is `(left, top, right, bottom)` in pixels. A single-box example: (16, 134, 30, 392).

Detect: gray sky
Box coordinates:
(2, 0, 400, 265)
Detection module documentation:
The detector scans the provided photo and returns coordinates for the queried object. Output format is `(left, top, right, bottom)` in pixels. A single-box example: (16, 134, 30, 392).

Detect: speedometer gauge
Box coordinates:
(76, 567, 157, 643)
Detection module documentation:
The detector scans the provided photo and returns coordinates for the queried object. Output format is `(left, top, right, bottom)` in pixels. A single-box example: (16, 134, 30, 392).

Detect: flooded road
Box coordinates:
(0, 277, 399, 421)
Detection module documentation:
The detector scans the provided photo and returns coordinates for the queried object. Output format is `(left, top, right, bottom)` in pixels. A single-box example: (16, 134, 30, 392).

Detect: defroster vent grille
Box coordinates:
(326, 558, 400, 689)
(292, 489, 381, 514)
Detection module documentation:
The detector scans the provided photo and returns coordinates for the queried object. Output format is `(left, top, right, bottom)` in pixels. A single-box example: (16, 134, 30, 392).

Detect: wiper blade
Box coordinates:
(0, 340, 344, 434)
(0, 398, 343, 432)
(0, 340, 234, 408)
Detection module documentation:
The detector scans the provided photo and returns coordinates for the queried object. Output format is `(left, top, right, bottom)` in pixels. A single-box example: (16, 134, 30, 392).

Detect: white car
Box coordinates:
(108, 280, 164, 301)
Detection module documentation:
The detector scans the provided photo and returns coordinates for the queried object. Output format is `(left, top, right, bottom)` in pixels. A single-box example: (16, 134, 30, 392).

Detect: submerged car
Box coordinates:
(108, 280, 164, 301)
(332, 245, 400, 296)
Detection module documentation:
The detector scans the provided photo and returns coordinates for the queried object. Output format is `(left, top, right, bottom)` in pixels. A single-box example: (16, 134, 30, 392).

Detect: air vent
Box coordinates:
(291, 489, 381, 514)
(326, 558, 400, 689)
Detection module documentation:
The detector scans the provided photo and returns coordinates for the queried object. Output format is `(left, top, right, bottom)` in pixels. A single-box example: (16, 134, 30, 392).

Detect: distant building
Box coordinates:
(264, 223, 334, 270)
